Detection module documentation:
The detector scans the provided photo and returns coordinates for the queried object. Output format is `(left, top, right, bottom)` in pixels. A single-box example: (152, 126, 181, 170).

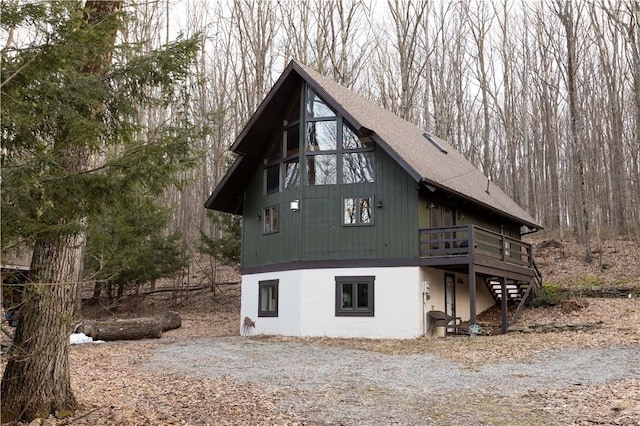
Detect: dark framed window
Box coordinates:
(262, 205, 279, 234)
(258, 280, 278, 317)
(265, 165, 280, 194)
(305, 87, 374, 186)
(335, 276, 374, 317)
(306, 154, 337, 185)
(343, 196, 373, 226)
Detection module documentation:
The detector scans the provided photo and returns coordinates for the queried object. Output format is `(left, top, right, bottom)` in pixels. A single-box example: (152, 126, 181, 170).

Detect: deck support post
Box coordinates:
(468, 262, 476, 326)
(501, 276, 508, 334)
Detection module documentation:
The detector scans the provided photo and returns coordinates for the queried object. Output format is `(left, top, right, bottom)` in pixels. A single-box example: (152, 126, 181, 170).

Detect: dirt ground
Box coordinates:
(2, 237, 640, 425)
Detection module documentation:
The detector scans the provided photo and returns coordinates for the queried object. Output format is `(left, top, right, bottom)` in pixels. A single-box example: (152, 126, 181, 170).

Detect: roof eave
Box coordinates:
(204, 155, 244, 215)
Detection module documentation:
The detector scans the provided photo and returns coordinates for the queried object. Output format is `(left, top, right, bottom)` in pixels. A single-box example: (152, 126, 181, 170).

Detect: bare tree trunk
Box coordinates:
(465, 0, 496, 177)
(556, 0, 592, 261)
(590, 2, 627, 236)
(1, 234, 85, 421)
(392, 0, 429, 121)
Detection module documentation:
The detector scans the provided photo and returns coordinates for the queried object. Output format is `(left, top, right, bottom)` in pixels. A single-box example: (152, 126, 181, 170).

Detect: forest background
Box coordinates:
(2, 0, 639, 301)
(119, 0, 639, 269)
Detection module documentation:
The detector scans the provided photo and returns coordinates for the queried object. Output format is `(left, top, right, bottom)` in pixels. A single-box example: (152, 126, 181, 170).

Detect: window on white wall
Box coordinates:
(335, 276, 374, 317)
(258, 280, 278, 317)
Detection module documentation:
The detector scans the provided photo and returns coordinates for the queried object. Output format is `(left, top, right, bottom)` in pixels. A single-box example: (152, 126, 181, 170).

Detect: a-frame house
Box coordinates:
(206, 60, 542, 338)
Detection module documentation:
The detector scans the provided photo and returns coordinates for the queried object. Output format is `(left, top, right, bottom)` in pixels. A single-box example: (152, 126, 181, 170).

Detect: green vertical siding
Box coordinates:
(242, 148, 419, 267)
(418, 196, 524, 242)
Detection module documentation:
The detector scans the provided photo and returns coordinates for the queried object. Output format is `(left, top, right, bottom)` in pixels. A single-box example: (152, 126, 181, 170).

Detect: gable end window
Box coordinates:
(262, 205, 279, 234)
(258, 280, 278, 317)
(305, 87, 374, 186)
(343, 196, 373, 226)
(335, 276, 374, 317)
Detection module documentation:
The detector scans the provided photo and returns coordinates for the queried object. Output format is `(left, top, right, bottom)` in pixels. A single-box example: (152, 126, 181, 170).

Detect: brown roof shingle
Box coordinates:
(294, 61, 541, 229)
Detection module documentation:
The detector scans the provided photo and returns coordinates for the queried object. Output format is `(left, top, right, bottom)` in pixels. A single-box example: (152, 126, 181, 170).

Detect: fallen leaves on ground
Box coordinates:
(2, 239, 640, 425)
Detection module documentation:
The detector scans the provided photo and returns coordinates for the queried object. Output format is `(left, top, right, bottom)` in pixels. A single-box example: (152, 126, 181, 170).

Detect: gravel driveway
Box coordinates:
(147, 337, 640, 425)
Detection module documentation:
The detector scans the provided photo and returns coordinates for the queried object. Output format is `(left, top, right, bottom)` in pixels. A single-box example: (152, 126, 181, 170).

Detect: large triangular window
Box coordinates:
(263, 84, 374, 194)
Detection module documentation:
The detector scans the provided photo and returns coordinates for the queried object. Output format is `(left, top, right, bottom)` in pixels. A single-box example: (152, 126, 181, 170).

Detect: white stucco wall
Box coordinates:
(240, 266, 497, 338)
(240, 266, 423, 339)
(240, 269, 302, 336)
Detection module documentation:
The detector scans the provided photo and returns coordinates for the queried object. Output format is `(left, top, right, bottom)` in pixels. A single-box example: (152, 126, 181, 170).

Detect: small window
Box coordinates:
(263, 205, 279, 234)
(284, 159, 299, 189)
(343, 152, 374, 183)
(335, 276, 374, 317)
(343, 124, 374, 150)
(258, 280, 278, 317)
(343, 196, 373, 225)
(306, 121, 338, 151)
(285, 126, 300, 157)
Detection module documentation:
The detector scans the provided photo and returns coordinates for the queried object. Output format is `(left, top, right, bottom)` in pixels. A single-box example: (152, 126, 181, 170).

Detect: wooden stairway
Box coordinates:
(485, 260, 544, 332)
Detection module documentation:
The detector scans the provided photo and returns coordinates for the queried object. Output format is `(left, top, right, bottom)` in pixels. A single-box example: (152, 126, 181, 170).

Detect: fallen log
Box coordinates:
(77, 310, 181, 341)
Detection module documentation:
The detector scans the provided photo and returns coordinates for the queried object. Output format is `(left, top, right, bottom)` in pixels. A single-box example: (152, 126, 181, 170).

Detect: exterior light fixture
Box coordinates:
(290, 200, 299, 212)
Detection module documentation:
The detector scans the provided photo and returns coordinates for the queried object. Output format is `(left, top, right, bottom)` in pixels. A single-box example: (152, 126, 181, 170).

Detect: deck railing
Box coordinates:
(419, 225, 533, 268)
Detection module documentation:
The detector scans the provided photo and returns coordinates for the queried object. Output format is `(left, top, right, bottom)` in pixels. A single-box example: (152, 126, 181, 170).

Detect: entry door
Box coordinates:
(444, 273, 456, 331)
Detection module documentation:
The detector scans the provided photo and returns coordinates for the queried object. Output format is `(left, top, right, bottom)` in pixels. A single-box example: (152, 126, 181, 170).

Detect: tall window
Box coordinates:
(335, 276, 375, 317)
(263, 87, 301, 194)
(258, 280, 278, 317)
(343, 196, 373, 226)
(305, 87, 374, 186)
(262, 205, 279, 234)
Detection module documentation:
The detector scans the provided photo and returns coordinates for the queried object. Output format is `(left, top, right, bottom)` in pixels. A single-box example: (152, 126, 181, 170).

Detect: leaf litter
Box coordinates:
(1, 238, 639, 425)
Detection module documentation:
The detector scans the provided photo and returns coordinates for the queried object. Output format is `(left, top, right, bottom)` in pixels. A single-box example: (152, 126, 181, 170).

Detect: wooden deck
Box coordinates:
(419, 224, 542, 333)
(419, 225, 536, 281)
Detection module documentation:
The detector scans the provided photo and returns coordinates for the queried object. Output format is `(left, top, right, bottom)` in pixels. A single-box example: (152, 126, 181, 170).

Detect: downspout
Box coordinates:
(422, 280, 430, 336)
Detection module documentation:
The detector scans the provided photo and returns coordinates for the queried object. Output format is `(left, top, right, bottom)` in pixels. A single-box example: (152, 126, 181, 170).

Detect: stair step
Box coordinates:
(487, 278, 528, 301)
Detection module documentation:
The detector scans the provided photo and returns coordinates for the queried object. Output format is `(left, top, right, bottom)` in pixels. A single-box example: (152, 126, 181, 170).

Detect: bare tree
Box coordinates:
(464, 0, 497, 178)
(372, 0, 430, 121)
(554, 0, 592, 261)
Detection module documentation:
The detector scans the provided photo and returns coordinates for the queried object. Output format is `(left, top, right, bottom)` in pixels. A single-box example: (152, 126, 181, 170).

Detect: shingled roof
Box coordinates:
(206, 60, 542, 230)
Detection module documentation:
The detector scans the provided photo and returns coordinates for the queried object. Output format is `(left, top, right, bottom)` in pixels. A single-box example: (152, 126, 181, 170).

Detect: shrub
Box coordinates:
(531, 283, 565, 307)
(570, 275, 606, 288)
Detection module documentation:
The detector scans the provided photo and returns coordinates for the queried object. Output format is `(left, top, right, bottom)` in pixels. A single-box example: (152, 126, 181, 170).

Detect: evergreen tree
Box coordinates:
(1, 2, 200, 421)
(199, 212, 242, 266)
(85, 191, 189, 301)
